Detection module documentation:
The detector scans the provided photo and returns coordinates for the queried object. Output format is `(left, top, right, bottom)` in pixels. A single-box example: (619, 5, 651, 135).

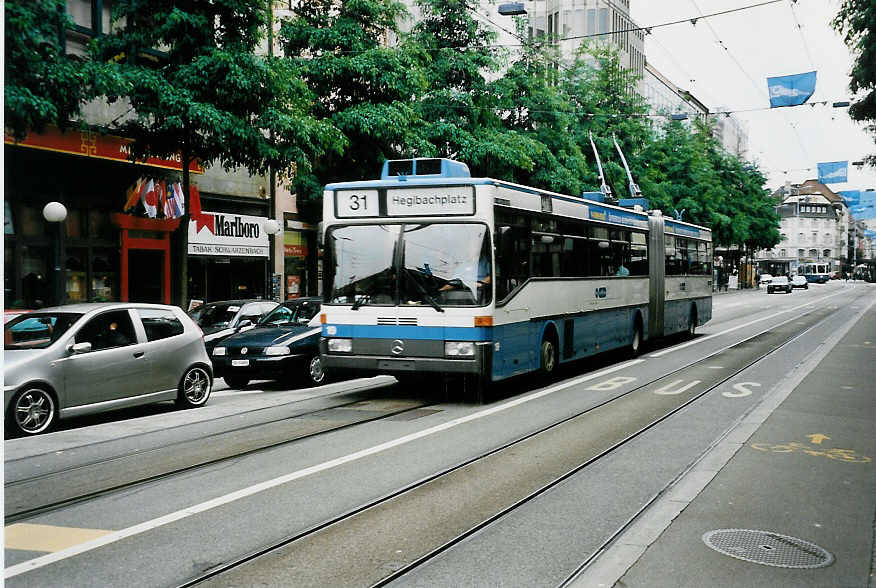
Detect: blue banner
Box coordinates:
(818, 161, 848, 184)
(767, 71, 816, 108)
(838, 190, 861, 207)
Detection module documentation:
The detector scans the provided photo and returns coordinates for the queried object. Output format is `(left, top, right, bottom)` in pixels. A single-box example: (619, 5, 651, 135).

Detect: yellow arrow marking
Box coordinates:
(807, 434, 830, 445)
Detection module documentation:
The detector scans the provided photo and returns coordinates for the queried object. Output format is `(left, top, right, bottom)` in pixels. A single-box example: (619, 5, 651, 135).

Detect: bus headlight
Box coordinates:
(213, 347, 227, 356)
(265, 346, 291, 356)
(445, 341, 475, 357)
(328, 338, 353, 353)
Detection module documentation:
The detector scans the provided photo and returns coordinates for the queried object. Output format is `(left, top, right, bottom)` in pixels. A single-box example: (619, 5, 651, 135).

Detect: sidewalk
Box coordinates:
(581, 295, 876, 587)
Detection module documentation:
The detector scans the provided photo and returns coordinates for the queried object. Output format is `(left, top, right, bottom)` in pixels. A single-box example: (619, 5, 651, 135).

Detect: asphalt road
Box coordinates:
(4, 281, 874, 587)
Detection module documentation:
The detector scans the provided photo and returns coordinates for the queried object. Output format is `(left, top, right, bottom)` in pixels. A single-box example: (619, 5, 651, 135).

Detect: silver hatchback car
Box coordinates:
(4, 303, 212, 436)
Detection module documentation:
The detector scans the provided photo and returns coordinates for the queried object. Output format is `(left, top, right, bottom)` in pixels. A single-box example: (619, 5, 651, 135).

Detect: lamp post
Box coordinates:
(264, 218, 282, 301)
(42, 202, 67, 307)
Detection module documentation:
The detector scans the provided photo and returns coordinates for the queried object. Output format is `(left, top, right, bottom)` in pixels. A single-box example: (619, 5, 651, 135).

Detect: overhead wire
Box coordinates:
(788, 0, 817, 71)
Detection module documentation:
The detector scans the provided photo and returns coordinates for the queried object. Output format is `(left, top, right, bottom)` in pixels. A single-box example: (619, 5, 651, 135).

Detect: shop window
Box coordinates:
(65, 248, 88, 302)
(89, 209, 114, 240)
(19, 206, 46, 237)
(5, 246, 15, 307)
(66, 208, 84, 238)
(20, 245, 50, 308)
(4, 200, 13, 235)
(91, 248, 118, 302)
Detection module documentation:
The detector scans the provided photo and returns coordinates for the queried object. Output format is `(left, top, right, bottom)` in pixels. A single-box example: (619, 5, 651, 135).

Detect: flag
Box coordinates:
(174, 182, 186, 216)
(767, 71, 816, 108)
(817, 161, 848, 184)
(124, 178, 143, 211)
(165, 183, 179, 219)
(155, 180, 166, 218)
(140, 178, 157, 217)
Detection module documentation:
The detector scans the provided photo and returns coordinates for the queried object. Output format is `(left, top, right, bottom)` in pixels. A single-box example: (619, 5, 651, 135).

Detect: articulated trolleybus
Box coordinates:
(320, 158, 712, 400)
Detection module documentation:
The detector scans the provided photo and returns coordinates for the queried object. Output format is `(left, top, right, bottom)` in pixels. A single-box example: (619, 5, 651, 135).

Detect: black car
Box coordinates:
(211, 297, 324, 388)
(189, 299, 279, 361)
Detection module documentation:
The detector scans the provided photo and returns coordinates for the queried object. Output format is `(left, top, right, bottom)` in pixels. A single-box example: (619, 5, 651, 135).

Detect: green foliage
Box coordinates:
(94, 0, 341, 179)
(834, 0, 876, 165)
(4, 0, 92, 139)
(278, 0, 429, 209)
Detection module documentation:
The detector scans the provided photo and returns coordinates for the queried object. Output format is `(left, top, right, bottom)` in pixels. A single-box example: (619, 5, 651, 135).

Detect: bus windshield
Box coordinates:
(326, 223, 492, 307)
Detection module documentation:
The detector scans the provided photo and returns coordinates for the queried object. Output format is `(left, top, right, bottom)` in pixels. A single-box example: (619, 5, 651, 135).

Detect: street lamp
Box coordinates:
(263, 218, 282, 301)
(42, 201, 67, 306)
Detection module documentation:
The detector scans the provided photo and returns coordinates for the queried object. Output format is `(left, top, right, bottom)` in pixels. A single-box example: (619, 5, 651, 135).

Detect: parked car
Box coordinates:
(758, 273, 773, 286)
(211, 297, 324, 389)
(791, 275, 809, 289)
(189, 299, 279, 360)
(830, 271, 840, 280)
(767, 275, 792, 294)
(4, 303, 212, 436)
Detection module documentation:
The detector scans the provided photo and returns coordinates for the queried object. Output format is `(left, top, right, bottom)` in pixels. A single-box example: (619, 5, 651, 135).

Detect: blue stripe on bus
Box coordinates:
(324, 324, 492, 341)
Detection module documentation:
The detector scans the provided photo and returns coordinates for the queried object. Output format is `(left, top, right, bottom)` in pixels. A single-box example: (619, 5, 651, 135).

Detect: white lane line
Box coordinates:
(649, 288, 849, 358)
(5, 359, 644, 578)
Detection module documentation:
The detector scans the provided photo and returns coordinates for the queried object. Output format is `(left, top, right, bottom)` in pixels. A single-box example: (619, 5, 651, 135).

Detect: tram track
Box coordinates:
(5, 390, 433, 523)
(176, 298, 847, 588)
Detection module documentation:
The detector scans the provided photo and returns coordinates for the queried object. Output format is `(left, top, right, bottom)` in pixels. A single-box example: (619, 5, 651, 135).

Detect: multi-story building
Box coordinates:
(4, 1, 315, 311)
(756, 179, 849, 276)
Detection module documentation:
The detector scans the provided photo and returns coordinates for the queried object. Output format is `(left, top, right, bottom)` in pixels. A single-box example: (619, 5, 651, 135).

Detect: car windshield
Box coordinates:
(4, 312, 83, 350)
(194, 303, 241, 328)
(259, 301, 320, 327)
(325, 223, 492, 308)
(773, 276, 788, 283)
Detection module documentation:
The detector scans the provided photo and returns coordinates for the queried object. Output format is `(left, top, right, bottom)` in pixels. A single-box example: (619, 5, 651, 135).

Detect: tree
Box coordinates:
(94, 0, 341, 304)
(278, 0, 431, 215)
(4, 0, 94, 139)
(834, 0, 876, 164)
(410, 0, 545, 180)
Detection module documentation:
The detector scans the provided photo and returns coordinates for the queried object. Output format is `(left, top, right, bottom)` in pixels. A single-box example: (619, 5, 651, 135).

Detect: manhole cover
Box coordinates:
(702, 529, 833, 569)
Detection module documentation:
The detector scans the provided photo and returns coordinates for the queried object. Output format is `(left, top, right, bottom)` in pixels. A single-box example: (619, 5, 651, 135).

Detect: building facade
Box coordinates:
(755, 180, 849, 276)
(4, 1, 318, 312)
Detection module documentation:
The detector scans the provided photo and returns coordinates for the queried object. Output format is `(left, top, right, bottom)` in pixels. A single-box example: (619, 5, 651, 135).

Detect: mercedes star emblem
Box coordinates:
(241, 347, 248, 355)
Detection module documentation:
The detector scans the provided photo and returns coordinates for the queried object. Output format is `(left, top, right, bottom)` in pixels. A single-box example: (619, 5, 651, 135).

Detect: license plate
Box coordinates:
(231, 359, 250, 367)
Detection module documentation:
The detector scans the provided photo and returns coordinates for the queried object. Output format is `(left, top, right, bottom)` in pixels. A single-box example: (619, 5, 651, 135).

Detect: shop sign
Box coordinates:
(188, 211, 269, 257)
(4, 126, 203, 173)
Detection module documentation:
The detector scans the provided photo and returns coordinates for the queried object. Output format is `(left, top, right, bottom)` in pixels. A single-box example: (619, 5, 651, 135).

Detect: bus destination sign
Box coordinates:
(387, 186, 474, 216)
(336, 189, 379, 218)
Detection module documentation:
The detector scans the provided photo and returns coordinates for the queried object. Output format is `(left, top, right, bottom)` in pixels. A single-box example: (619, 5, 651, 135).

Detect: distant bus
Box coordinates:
(800, 262, 830, 283)
(319, 158, 712, 400)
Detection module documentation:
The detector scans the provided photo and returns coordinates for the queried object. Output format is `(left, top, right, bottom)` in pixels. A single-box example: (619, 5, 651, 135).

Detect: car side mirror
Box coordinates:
(237, 319, 253, 330)
(70, 342, 92, 354)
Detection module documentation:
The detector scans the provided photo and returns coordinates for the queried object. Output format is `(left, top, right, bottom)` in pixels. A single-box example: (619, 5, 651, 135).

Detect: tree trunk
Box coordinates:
(180, 145, 190, 308)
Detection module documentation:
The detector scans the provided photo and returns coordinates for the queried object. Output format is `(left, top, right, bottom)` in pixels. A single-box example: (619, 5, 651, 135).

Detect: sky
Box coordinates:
(629, 0, 876, 194)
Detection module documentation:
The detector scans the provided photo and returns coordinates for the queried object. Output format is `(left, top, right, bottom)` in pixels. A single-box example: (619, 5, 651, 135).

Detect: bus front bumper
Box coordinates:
(321, 341, 492, 377)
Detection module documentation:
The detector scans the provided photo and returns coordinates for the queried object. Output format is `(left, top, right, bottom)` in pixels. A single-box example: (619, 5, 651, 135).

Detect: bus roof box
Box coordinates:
(381, 158, 471, 180)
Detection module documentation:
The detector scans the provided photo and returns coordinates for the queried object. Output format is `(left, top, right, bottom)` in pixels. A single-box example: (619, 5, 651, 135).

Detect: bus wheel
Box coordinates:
(630, 321, 643, 357)
(540, 335, 557, 376)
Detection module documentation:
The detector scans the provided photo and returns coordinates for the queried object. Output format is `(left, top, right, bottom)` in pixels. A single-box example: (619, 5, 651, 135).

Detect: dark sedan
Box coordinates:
(189, 299, 279, 361)
(211, 298, 324, 388)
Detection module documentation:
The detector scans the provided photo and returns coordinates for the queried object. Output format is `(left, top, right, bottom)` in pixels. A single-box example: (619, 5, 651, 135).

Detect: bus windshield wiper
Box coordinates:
(404, 269, 444, 313)
(351, 295, 370, 311)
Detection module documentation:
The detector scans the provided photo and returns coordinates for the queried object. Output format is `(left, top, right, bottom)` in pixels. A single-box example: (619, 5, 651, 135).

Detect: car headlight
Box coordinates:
(328, 338, 353, 353)
(445, 341, 475, 357)
(213, 347, 227, 356)
(265, 346, 291, 356)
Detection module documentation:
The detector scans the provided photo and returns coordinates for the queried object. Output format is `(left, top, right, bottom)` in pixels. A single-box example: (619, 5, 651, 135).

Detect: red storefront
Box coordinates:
(4, 127, 201, 308)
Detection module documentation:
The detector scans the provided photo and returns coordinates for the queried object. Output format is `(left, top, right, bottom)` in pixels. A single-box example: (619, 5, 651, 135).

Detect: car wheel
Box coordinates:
(176, 366, 212, 408)
(8, 386, 57, 436)
(307, 354, 328, 386)
(224, 373, 250, 389)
